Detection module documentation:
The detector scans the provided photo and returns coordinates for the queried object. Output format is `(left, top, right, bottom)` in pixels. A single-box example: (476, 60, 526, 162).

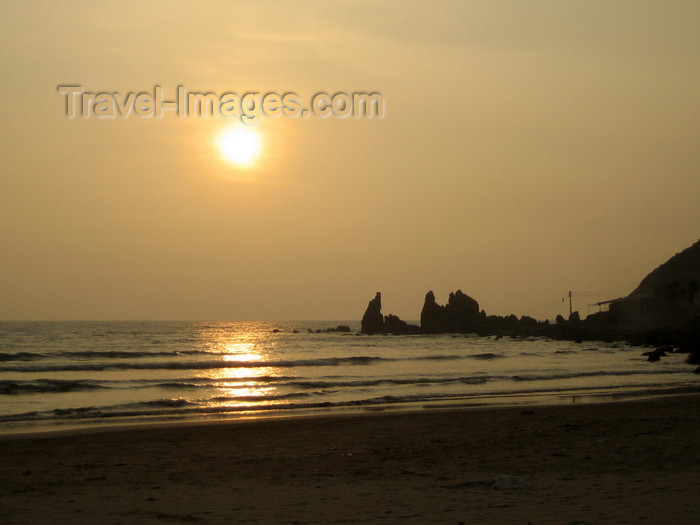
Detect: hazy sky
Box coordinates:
(2, 1, 699, 321)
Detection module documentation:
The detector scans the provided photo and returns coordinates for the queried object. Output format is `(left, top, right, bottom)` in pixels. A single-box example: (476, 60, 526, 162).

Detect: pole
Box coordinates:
(568, 291, 573, 316)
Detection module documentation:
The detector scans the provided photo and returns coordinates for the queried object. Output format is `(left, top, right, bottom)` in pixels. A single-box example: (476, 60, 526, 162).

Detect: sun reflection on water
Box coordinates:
(198, 336, 285, 409)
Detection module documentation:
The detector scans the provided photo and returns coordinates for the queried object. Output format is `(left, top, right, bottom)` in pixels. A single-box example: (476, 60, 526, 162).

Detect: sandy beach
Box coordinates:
(1, 395, 699, 524)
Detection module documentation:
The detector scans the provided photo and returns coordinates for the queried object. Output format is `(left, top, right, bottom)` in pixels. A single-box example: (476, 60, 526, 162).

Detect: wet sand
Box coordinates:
(1, 395, 700, 524)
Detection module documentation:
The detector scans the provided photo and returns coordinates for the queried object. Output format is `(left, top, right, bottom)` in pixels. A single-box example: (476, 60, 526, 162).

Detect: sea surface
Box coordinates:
(1, 321, 698, 434)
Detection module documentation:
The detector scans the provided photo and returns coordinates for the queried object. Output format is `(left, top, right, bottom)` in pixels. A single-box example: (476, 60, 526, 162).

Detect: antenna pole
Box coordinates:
(568, 291, 573, 316)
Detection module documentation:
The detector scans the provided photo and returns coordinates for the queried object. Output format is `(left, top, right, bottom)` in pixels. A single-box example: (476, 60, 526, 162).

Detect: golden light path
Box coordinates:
(204, 340, 281, 409)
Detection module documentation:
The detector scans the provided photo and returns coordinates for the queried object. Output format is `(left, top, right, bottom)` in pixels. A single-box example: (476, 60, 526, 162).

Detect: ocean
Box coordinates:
(1, 321, 698, 434)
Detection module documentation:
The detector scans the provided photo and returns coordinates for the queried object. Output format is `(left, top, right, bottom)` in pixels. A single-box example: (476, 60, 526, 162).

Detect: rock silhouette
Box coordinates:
(421, 290, 480, 333)
(605, 239, 700, 339)
(420, 291, 444, 334)
(384, 314, 421, 335)
(360, 292, 421, 334)
(360, 238, 700, 344)
(361, 292, 385, 334)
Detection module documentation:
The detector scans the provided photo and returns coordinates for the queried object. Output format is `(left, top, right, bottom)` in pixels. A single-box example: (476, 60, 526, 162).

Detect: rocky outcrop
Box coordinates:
(444, 290, 480, 332)
(384, 314, 421, 335)
(360, 292, 420, 334)
(607, 239, 700, 337)
(361, 292, 384, 334)
(687, 350, 700, 365)
(367, 290, 551, 337)
(421, 290, 481, 333)
(359, 239, 700, 344)
(309, 325, 352, 333)
(420, 291, 444, 333)
(532, 239, 700, 343)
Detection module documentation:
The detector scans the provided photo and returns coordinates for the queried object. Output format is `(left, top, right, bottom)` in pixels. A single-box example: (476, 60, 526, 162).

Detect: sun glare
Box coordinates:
(217, 127, 262, 168)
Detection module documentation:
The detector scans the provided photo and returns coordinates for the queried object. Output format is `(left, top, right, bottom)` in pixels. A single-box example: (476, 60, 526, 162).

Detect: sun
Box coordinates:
(217, 127, 262, 168)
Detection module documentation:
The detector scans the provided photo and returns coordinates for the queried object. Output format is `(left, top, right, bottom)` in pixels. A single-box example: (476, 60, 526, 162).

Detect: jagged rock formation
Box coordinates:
(420, 291, 444, 333)
(360, 292, 420, 334)
(421, 290, 481, 333)
(359, 238, 700, 343)
(363, 289, 549, 337)
(361, 292, 384, 334)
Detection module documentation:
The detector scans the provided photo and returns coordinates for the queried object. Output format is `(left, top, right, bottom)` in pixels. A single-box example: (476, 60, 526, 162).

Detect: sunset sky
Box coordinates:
(2, 1, 699, 321)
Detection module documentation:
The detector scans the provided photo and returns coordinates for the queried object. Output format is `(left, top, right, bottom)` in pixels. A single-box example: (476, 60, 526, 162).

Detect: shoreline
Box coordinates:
(2, 382, 700, 440)
(3, 382, 700, 440)
(2, 394, 700, 523)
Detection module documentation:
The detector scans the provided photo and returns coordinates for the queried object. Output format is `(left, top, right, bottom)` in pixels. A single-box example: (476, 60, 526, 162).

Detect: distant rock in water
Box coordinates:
(687, 350, 700, 365)
(421, 289, 480, 333)
(364, 289, 549, 337)
(420, 291, 444, 333)
(445, 290, 481, 331)
(361, 292, 385, 334)
(360, 292, 421, 334)
(309, 325, 352, 333)
(384, 314, 421, 335)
